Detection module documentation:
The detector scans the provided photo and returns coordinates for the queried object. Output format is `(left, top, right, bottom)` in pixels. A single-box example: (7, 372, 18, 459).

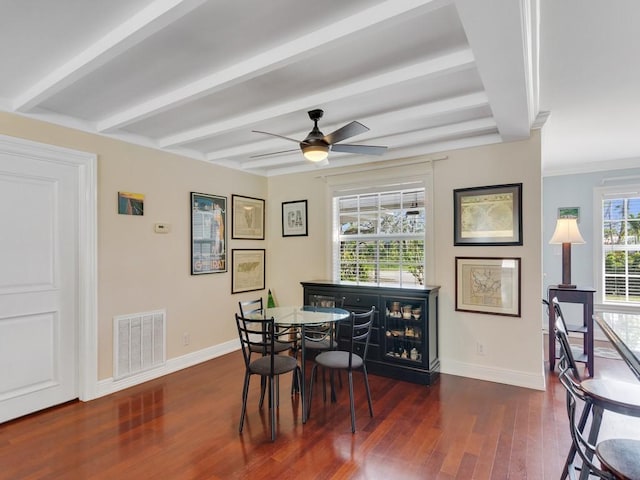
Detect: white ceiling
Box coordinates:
(1, 1, 636, 177)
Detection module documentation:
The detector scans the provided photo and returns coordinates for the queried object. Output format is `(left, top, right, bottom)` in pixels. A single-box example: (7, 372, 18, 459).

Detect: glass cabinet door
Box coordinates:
(382, 296, 426, 365)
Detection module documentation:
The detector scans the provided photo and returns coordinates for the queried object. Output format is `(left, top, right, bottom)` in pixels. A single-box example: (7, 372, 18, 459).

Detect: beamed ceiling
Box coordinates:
(1, 1, 638, 176)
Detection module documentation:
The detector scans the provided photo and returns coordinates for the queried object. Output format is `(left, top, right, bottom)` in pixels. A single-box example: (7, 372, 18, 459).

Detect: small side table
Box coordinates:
(548, 286, 596, 377)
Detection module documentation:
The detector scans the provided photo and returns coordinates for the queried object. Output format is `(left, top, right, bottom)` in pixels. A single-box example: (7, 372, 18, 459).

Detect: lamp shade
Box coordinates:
(549, 217, 585, 245)
(302, 144, 329, 162)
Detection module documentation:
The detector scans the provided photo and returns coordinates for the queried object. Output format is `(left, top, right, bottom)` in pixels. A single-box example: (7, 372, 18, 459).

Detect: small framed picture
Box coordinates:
(453, 183, 522, 246)
(232, 194, 265, 240)
(118, 192, 144, 215)
(455, 257, 521, 317)
(231, 249, 266, 294)
(282, 199, 308, 237)
(558, 206, 580, 223)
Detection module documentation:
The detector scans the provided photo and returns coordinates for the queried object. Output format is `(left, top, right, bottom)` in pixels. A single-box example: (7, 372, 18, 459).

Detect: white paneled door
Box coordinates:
(0, 138, 86, 423)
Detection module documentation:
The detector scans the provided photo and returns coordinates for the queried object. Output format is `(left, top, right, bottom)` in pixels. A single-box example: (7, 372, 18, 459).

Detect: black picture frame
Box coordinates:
(190, 192, 227, 275)
(453, 183, 522, 246)
(282, 199, 308, 237)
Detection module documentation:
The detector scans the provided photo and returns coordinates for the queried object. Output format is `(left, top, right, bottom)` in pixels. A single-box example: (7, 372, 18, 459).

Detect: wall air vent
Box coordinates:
(114, 309, 166, 380)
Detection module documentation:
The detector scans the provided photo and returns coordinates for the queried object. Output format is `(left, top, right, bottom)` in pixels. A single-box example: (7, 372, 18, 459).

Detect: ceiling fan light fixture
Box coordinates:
(302, 144, 329, 162)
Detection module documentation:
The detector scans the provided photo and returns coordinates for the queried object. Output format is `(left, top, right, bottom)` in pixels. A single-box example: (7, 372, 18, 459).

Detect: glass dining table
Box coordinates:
(263, 305, 350, 423)
(594, 311, 640, 380)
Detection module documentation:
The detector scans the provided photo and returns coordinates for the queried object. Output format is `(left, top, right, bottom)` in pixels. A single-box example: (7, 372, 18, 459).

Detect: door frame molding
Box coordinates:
(0, 134, 98, 401)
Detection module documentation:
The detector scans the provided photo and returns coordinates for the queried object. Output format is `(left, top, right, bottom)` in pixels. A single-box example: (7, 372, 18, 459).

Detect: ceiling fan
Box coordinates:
(252, 109, 387, 163)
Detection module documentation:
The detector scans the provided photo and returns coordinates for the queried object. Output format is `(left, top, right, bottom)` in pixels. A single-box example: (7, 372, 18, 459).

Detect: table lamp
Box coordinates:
(549, 216, 585, 288)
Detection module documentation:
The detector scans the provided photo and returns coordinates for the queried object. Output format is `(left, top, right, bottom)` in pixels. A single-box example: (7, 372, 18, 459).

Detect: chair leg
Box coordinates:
(362, 366, 373, 417)
(291, 365, 301, 396)
(239, 372, 250, 432)
(561, 402, 592, 480)
(321, 368, 327, 402)
(329, 369, 337, 403)
(578, 406, 604, 480)
(308, 363, 318, 420)
(259, 377, 266, 409)
(348, 370, 356, 433)
(269, 376, 276, 441)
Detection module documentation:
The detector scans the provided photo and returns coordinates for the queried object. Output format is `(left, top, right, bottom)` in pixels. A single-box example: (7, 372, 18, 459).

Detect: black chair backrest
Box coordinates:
(556, 336, 613, 479)
(555, 316, 582, 382)
(235, 313, 274, 370)
(551, 297, 569, 328)
(346, 307, 375, 368)
(304, 295, 346, 343)
(239, 298, 264, 318)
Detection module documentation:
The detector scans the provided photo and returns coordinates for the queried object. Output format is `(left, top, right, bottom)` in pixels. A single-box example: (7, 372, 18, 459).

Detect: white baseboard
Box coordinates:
(95, 339, 240, 399)
(441, 358, 546, 391)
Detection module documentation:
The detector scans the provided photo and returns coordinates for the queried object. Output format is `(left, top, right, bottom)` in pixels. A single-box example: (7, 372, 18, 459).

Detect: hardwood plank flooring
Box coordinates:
(2, 347, 640, 479)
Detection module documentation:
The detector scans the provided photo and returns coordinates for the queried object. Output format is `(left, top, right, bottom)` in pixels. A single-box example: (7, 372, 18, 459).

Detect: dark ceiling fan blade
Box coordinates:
(323, 121, 369, 145)
(330, 143, 387, 155)
(252, 130, 301, 143)
(249, 148, 299, 159)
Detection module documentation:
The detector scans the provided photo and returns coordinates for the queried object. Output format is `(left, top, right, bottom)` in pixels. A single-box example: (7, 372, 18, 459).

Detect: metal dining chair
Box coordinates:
(235, 313, 301, 441)
(238, 298, 297, 407)
(308, 306, 375, 433)
(555, 317, 640, 479)
(595, 438, 640, 479)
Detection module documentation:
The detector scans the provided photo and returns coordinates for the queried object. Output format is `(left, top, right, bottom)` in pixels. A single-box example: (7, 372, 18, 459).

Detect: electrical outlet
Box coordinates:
(183, 332, 190, 346)
(476, 342, 485, 356)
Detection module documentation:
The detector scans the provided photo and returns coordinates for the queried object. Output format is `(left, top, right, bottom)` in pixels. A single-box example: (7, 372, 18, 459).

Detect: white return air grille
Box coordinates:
(114, 309, 166, 380)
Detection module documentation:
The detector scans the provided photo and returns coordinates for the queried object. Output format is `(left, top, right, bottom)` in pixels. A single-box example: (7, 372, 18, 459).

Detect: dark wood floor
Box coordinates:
(2, 344, 639, 480)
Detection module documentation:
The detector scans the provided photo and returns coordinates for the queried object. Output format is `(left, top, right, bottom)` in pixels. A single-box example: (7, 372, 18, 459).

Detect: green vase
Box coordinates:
(267, 289, 276, 308)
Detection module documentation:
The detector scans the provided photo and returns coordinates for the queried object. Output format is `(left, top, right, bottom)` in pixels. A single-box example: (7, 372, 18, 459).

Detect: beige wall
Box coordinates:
(434, 132, 544, 389)
(268, 131, 544, 389)
(1, 111, 543, 389)
(1, 112, 267, 380)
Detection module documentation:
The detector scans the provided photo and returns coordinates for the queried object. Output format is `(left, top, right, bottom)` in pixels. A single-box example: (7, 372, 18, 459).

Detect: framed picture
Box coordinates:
(190, 192, 227, 275)
(455, 257, 521, 317)
(231, 249, 265, 294)
(282, 199, 308, 237)
(453, 183, 522, 246)
(558, 206, 580, 223)
(118, 191, 144, 215)
(232, 194, 265, 240)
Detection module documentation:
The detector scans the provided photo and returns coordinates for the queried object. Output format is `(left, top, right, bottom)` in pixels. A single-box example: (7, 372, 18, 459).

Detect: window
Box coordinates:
(333, 188, 426, 287)
(599, 189, 640, 305)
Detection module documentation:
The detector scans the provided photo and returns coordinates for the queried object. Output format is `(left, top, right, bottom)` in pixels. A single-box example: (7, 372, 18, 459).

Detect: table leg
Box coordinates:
(300, 325, 307, 423)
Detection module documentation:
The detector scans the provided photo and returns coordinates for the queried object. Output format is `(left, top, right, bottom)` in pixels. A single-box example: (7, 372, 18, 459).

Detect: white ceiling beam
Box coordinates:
(13, 0, 205, 112)
(96, 0, 451, 132)
(204, 92, 488, 162)
(240, 154, 302, 170)
(381, 117, 496, 146)
(454, 0, 536, 140)
(159, 48, 475, 148)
